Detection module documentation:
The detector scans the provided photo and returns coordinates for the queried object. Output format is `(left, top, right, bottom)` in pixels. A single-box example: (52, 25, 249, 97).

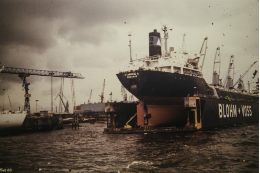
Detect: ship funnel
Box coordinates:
(149, 29, 161, 56)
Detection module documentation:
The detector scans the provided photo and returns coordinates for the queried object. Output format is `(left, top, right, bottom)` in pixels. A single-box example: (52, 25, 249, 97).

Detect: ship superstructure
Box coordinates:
(126, 26, 205, 77)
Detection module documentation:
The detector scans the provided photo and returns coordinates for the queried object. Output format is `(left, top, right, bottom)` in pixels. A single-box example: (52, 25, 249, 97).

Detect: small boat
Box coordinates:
(62, 118, 73, 124)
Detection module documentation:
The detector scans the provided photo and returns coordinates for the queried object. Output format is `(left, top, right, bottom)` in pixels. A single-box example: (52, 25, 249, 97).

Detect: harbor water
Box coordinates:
(0, 123, 258, 172)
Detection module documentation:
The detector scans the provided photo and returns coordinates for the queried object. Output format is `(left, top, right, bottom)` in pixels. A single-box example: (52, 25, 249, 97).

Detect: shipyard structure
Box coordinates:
(111, 26, 259, 133)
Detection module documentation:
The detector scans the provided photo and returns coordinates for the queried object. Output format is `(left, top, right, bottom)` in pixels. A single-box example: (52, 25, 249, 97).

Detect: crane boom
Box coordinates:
(223, 55, 235, 89)
(212, 47, 221, 85)
(0, 66, 84, 79)
(199, 37, 208, 71)
(55, 93, 68, 111)
(233, 61, 258, 88)
(88, 89, 92, 103)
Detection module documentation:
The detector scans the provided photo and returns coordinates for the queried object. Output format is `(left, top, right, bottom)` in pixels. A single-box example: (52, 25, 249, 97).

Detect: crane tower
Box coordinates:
(99, 79, 105, 103)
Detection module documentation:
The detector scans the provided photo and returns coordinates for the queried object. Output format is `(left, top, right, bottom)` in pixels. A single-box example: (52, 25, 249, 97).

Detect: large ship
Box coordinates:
(117, 26, 259, 130)
(0, 110, 27, 131)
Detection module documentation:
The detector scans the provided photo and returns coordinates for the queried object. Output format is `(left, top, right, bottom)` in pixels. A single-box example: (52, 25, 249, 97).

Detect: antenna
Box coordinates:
(182, 33, 187, 53)
(128, 33, 132, 62)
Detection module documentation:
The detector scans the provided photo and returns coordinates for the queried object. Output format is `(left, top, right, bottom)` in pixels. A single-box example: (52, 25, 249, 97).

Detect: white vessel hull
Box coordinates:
(0, 111, 27, 130)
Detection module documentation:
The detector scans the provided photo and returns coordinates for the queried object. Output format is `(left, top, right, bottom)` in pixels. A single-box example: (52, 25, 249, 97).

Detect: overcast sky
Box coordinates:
(0, 0, 259, 113)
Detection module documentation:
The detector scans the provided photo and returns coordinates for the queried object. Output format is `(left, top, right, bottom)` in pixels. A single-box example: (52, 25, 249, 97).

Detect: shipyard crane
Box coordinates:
(55, 92, 69, 113)
(121, 85, 127, 102)
(70, 78, 76, 112)
(57, 77, 65, 113)
(212, 47, 221, 85)
(199, 37, 208, 71)
(0, 66, 84, 113)
(88, 89, 92, 103)
(223, 55, 235, 89)
(182, 33, 187, 54)
(162, 25, 169, 56)
(99, 79, 105, 103)
(232, 61, 258, 90)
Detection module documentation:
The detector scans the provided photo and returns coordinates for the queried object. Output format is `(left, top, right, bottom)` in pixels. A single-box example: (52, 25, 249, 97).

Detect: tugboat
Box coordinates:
(117, 25, 259, 130)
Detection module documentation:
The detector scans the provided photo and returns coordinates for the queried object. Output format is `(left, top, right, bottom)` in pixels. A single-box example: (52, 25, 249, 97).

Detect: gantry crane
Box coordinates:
(232, 61, 258, 90)
(0, 66, 84, 113)
(99, 79, 105, 103)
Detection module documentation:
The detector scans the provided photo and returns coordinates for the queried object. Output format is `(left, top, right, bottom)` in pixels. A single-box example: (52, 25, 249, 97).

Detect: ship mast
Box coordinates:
(128, 33, 132, 62)
(182, 33, 187, 53)
(162, 25, 168, 56)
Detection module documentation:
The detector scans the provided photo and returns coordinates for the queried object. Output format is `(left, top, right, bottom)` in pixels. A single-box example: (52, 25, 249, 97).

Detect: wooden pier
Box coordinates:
(21, 114, 63, 131)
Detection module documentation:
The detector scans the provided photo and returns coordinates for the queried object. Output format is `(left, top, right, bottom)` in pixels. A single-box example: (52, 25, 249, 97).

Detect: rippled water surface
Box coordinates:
(0, 123, 258, 172)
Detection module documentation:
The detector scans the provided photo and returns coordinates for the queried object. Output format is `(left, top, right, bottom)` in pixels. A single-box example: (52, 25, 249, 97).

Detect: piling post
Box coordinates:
(72, 114, 79, 129)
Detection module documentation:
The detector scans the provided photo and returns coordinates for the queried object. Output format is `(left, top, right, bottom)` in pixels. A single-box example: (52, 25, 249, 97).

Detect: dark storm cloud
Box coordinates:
(0, 0, 203, 53)
(1, 0, 256, 53)
(0, 0, 144, 52)
(0, 1, 59, 51)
